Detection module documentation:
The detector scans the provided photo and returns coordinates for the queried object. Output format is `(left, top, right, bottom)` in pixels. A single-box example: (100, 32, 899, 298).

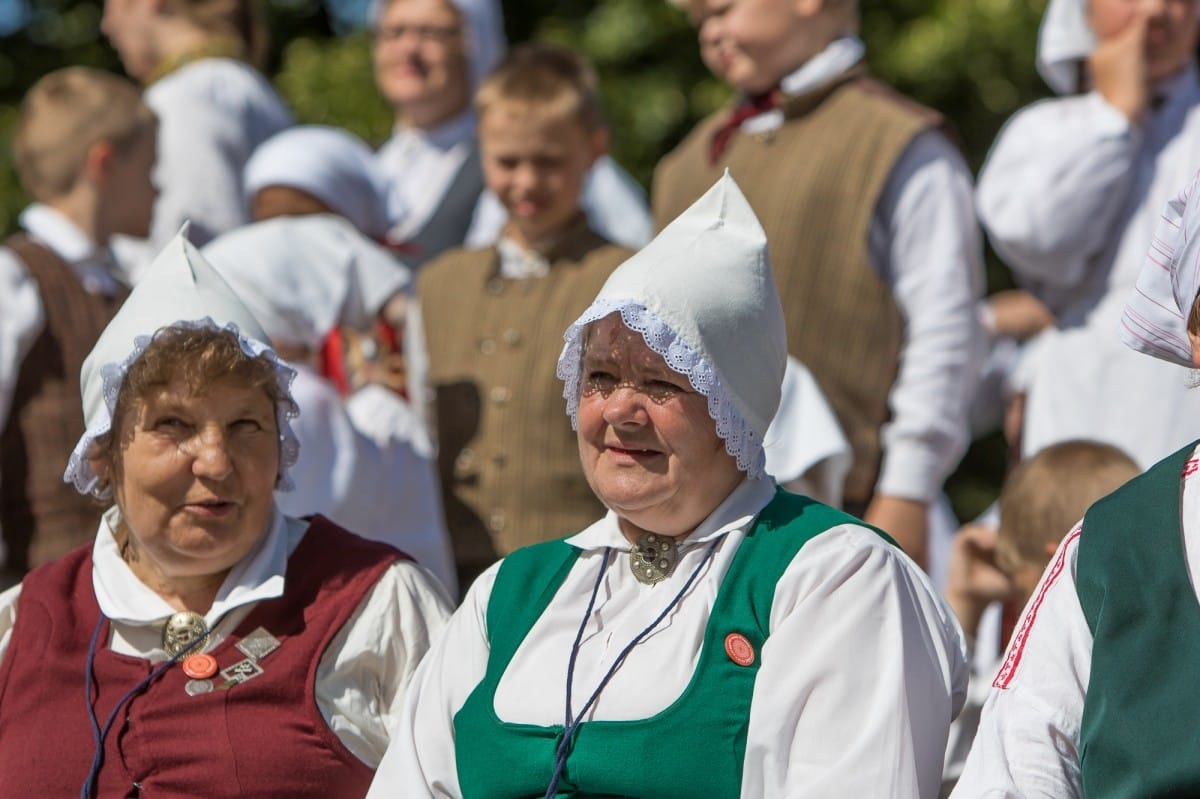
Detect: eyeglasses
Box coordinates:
(374, 23, 461, 45)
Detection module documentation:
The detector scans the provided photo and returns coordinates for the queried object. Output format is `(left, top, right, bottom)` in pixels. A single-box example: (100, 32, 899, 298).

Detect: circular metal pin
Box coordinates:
(184, 679, 214, 696)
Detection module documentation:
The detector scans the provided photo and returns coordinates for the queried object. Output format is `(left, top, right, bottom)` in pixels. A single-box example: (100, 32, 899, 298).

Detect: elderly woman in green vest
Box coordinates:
(952, 170, 1200, 797)
(366, 173, 967, 799)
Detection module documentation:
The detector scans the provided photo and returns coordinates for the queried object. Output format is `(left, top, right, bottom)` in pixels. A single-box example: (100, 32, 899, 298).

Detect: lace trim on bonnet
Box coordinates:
(556, 299, 767, 479)
(64, 318, 301, 499)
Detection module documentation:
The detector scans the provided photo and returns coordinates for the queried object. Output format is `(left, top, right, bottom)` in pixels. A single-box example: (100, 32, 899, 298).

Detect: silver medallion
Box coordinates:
(184, 678, 214, 696)
(219, 657, 265, 688)
(236, 627, 281, 662)
(629, 533, 678, 585)
(162, 611, 210, 657)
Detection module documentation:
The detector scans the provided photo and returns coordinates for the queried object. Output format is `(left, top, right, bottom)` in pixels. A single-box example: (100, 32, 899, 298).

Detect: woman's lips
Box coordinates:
(182, 500, 236, 519)
(606, 445, 663, 462)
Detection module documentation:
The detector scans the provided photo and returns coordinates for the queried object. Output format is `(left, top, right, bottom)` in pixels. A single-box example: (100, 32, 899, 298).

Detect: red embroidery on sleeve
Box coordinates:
(992, 525, 1082, 689)
(1184, 458, 1200, 479)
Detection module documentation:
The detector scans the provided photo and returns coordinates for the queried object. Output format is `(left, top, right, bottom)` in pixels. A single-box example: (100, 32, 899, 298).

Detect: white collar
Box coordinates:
(392, 108, 477, 152)
(19, 203, 104, 264)
(565, 476, 777, 552)
(779, 36, 866, 99)
(92, 505, 300, 628)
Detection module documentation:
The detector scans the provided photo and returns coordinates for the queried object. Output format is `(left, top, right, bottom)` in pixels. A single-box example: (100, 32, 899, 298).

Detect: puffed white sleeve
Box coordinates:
(366, 563, 498, 798)
(315, 558, 455, 769)
(742, 524, 969, 798)
(0, 583, 21, 669)
(976, 93, 1139, 298)
(0, 247, 45, 432)
(950, 528, 1090, 799)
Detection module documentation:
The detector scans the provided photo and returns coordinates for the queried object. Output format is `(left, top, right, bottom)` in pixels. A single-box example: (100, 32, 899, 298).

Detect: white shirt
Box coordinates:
(278, 365, 457, 596)
(0, 204, 125, 569)
(112, 58, 292, 283)
(951, 442, 1200, 797)
(741, 37, 986, 503)
(368, 478, 969, 798)
(976, 66, 1200, 468)
(0, 506, 453, 768)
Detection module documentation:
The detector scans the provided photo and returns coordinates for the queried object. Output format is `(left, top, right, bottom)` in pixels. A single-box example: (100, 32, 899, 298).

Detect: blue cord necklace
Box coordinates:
(80, 613, 208, 799)
(543, 538, 719, 798)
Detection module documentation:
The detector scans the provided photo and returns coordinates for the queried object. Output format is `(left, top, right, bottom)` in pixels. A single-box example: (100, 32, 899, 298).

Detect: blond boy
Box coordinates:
(0, 67, 156, 585)
(941, 440, 1139, 792)
(411, 43, 634, 591)
(655, 0, 986, 568)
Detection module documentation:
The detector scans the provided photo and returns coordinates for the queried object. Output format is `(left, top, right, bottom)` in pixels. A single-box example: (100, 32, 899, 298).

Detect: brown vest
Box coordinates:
(0, 236, 127, 575)
(653, 71, 944, 505)
(418, 223, 632, 580)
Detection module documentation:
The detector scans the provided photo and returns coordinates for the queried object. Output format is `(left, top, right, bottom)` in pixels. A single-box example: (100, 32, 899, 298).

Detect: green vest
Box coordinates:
(453, 489, 892, 798)
(1077, 442, 1200, 798)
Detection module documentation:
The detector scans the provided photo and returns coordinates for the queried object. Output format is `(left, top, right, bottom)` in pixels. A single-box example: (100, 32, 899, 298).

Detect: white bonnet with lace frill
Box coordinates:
(556, 171, 787, 479)
(1120, 170, 1200, 368)
(64, 228, 300, 499)
(1037, 0, 1094, 95)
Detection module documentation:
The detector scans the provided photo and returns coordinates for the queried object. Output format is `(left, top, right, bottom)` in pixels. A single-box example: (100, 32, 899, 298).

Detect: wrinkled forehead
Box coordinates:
(581, 314, 677, 375)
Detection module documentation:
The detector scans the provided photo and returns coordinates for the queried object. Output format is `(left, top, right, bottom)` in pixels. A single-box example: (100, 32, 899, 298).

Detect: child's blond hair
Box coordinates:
(474, 42, 605, 132)
(997, 440, 1140, 569)
(166, 0, 269, 69)
(13, 67, 155, 203)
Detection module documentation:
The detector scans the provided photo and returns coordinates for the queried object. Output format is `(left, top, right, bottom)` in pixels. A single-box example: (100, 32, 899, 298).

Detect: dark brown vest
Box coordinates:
(0, 235, 127, 576)
(418, 223, 631, 583)
(653, 71, 944, 505)
(0, 516, 401, 798)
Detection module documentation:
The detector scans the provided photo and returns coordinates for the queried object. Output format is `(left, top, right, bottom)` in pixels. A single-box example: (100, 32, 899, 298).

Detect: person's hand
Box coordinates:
(863, 495, 929, 570)
(986, 290, 1056, 342)
(1088, 12, 1150, 122)
(944, 523, 1015, 638)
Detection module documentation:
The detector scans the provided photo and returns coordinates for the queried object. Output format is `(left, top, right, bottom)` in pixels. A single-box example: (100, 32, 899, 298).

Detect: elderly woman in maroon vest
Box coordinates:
(953, 170, 1200, 796)
(365, 174, 967, 798)
(0, 231, 452, 798)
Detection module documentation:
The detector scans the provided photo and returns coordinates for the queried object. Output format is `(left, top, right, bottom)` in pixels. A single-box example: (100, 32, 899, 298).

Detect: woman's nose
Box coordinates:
(187, 428, 234, 480)
(601, 385, 649, 427)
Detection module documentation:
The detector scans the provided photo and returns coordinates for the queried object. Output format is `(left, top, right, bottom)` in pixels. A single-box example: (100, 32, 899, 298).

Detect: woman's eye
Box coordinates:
(233, 419, 264, 432)
(647, 380, 684, 398)
(583, 371, 618, 393)
(154, 417, 188, 431)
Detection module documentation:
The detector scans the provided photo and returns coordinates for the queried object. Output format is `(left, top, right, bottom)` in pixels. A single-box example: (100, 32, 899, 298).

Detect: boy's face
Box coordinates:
(372, 0, 470, 126)
(104, 125, 158, 239)
(1089, 0, 1200, 86)
(693, 0, 825, 95)
(479, 106, 605, 249)
(101, 0, 158, 83)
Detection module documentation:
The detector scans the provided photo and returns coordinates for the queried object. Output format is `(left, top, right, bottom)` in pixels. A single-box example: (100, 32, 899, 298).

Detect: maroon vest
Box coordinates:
(0, 235, 127, 575)
(0, 516, 406, 799)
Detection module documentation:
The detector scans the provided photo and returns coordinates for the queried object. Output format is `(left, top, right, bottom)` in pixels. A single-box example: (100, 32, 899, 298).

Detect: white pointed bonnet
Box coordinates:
(370, 0, 507, 92)
(65, 229, 300, 498)
(1037, 0, 1094, 94)
(556, 171, 787, 478)
(1120, 169, 1200, 367)
(244, 125, 394, 239)
(202, 215, 412, 352)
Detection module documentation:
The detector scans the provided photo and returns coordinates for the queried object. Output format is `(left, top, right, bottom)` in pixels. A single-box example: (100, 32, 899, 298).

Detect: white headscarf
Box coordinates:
(243, 125, 394, 239)
(1120, 170, 1200, 367)
(370, 0, 507, 92)
(65, 228, 301, 499)
(1037, 0, 1094, 95)
(556, 172, 787, 478)
(201, 215, 412, 352)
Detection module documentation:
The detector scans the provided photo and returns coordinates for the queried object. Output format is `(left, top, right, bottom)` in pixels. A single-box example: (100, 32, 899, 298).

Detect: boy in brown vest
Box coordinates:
(655, 0, 986, 567)
(412, 43, 633, 592)
(0, 67, 156, 586)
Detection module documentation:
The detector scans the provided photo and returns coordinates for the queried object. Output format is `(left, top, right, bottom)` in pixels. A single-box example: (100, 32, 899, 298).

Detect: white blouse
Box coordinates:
(368, 478, 969, 798)
(951, 441, 1200, 797)
(976, 66, 1200, 469)
(0, 507, 453, 767)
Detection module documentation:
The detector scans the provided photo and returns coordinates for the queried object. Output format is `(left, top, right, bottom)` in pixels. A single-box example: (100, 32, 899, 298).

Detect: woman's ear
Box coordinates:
(1190, 329, 1200, 368)
(86, 439, 113, 484)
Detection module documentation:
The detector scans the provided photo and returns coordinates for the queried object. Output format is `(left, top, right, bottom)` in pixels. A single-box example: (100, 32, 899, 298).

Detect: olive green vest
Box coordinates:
(653, 71, 944, 505)
(1077, 441, 1200, 798)
(453, 489, 893, 798)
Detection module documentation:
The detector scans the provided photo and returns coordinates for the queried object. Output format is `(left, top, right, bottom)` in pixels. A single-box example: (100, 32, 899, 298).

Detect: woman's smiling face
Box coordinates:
(575, 314, 743, 541)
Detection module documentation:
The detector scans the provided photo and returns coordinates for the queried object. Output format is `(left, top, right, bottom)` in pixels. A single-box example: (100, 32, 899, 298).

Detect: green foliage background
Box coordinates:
(0, 0, 1050, 515)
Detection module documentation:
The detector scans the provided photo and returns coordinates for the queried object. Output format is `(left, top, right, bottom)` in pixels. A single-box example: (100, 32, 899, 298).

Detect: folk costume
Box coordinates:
(368, 175, 968, 799)
(113, 52, 292, 282)
(0, 230, 451, 797)
(202, 215, 456, 594)
(952, 169, 1200, 797)
(411, 217, 631, 590)
(976, 0, 1200, 468)
(0, 204, 128, 582)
